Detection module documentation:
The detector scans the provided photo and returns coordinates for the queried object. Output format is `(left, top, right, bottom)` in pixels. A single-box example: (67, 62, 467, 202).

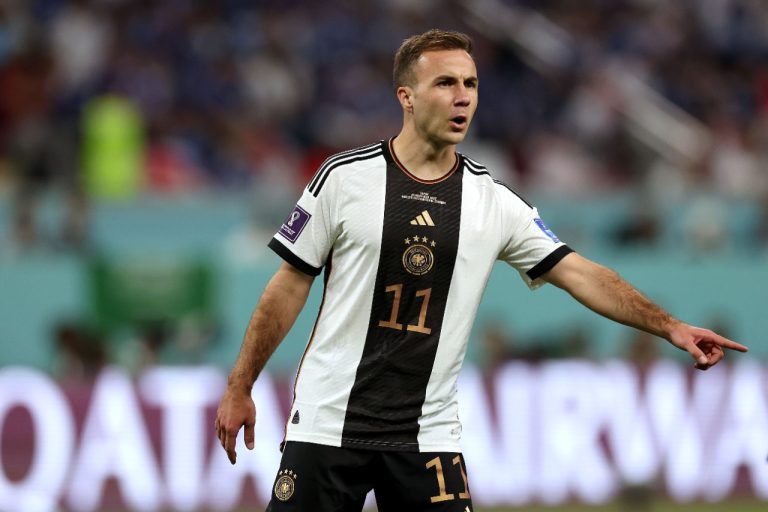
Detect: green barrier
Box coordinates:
(89, 256, 214, 335)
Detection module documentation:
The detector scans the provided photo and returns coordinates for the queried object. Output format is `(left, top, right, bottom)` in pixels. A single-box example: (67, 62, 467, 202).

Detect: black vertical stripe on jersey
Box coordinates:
(341, 151, 463, 451)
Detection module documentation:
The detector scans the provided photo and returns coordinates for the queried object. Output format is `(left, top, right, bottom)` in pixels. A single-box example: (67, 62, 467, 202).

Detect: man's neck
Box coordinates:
(391, 129, 457, 181)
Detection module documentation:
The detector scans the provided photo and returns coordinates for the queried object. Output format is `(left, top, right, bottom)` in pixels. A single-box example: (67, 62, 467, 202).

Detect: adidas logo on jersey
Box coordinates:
(410, 210, 435, 226)
(291, 410, 300, 424)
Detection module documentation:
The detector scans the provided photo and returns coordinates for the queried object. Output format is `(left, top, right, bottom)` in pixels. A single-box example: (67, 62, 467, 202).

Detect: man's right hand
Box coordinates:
(214, 388, 256, 464)
(213, 263, 313, 464)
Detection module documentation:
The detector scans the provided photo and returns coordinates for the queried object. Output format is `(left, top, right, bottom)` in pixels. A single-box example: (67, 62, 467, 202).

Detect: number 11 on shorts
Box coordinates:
(426, 455, 471, 503)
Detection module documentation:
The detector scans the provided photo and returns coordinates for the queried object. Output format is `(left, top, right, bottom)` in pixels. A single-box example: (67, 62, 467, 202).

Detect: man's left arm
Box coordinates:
(542, 252, 748, 369)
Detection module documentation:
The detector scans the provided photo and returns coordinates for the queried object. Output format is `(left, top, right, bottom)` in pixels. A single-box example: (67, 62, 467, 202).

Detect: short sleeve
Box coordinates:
(268, 174, 339, 276)
(498, 195, 573, 290)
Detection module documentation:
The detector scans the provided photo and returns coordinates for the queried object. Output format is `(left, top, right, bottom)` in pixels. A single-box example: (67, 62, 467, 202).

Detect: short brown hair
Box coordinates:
(393, 29, 473, 89)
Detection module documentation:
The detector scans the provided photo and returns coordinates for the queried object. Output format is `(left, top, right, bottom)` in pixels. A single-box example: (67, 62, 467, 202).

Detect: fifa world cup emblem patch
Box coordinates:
(402, 235, 436, 275)
(274, 469, 297, 501)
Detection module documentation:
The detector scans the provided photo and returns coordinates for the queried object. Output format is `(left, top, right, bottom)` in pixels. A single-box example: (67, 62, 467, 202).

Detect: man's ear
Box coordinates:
(396, 86, 414, 113)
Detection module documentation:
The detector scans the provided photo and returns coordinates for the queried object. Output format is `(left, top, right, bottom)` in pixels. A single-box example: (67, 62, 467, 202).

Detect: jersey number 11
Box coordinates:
(378, 284, 433, 335)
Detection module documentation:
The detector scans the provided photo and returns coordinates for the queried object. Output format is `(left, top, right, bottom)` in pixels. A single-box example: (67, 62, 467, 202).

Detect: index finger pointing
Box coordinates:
(710, 333, 748, 353)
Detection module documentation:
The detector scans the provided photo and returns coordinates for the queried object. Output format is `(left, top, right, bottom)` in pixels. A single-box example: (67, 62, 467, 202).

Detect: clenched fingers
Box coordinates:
(693, 348, 722, 370)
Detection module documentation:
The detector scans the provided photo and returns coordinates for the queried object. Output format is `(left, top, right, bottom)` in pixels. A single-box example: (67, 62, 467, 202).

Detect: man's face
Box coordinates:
(404, 49, 478, 147)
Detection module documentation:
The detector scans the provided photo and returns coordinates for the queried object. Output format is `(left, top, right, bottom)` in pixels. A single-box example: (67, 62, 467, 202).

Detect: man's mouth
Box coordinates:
(449, 115, 468, 130)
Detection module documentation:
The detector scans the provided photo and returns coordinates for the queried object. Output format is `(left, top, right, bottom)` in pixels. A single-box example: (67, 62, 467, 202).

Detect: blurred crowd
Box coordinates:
(1, 0, 764, 379)
(1, 0, 767, 252)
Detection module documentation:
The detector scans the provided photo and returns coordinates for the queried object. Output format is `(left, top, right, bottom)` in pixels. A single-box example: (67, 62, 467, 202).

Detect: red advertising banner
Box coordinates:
(0, 361, 765, 511)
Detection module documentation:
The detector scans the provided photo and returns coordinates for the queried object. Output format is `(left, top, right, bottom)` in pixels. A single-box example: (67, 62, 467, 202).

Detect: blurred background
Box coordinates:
(0, 0, 766, 511)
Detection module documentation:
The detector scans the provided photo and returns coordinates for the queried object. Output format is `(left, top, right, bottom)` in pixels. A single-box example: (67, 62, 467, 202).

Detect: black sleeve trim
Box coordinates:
(268, 238, 323, 276)
(526, 245, 574, 281)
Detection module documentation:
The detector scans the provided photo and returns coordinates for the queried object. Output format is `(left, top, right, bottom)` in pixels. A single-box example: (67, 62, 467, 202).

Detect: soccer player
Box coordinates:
(215, 29, 748, 511)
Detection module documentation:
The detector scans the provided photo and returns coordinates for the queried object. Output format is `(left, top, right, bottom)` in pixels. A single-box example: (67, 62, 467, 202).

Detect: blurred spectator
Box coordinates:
(0, 30, 86, 252)
(559, 325, 592, 359)
(52, 320, 107, 382)
(114, 320, 170, 376)
(609, 199, 662, 249)
(49, 0, 112, 98)
(114, 317, 218, 374)
(610, 213, 661, 249)
(479, 321, 592, 373)
(81, 94, 145, 199)
(683, 192, 728, 253)
(623, 330, 661, 372)
(479, 322, 517, 373)
(525, 130, 608, 197)
(708, 114, 767, 199)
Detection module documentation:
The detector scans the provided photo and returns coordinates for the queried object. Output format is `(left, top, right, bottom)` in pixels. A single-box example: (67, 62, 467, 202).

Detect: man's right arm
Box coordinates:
(215, 261, 315, 464)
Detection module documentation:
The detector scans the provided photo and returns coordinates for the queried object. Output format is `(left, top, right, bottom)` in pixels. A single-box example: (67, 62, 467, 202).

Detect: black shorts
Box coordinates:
(266, 441, 474, 512)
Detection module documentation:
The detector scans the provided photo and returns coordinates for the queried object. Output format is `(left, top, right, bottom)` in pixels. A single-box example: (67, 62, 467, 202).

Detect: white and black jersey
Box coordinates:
(268, 138, 573, 453)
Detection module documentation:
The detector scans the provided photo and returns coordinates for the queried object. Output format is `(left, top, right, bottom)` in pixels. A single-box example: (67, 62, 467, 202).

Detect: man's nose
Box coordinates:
(454, 85, 471, 106)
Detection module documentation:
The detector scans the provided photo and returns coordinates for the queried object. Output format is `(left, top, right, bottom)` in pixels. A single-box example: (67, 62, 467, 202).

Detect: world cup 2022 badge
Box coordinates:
(402, 235, 436, 276)
(274, 469, 297, 501)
